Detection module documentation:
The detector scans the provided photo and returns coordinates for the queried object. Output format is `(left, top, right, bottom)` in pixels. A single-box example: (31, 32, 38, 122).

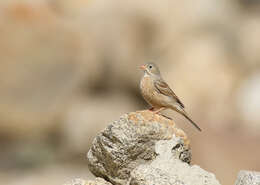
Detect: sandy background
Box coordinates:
(0, 0, 260, 185)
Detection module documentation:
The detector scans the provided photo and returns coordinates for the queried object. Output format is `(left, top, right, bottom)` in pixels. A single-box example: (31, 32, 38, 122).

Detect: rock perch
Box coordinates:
(64, 178, 112, 185)
(87, 110, 221, 185)
(235, 170, 260, 185)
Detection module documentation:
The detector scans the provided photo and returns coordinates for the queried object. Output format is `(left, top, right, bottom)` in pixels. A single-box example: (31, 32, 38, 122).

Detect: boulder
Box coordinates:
(87, 110, 190, 184)
(64, 178, 112, 185)
(130, 137, 220, 185)
(235, 170, 260, 185)
(87, 110, 221, 185)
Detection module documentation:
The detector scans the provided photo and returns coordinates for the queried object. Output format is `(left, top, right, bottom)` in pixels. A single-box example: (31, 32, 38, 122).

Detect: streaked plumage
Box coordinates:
(140, 63, 201, 132)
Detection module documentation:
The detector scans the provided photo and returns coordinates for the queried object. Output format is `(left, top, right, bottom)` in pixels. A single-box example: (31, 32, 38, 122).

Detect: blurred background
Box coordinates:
(0, 0, 260, 185)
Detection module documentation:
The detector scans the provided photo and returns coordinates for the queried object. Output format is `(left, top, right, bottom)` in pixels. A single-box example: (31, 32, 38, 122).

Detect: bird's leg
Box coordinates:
(153, 107, 166, 114)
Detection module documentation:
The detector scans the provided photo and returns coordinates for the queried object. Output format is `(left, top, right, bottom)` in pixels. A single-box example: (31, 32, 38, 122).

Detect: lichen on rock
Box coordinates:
(87, 110, 221, 185)
(87, 110, 191, 184)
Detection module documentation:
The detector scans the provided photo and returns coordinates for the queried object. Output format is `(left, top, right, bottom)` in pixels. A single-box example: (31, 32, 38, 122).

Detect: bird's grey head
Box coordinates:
(140, 62, 161, 76)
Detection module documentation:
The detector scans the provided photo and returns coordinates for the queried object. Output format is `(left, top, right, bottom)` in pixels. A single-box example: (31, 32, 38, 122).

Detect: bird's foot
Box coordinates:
(152, 107, 166, 114)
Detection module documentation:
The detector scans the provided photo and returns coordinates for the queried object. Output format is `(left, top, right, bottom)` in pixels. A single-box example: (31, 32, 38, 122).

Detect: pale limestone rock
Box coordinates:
(87, 110, 190, 185)
(235, 171, 260, 185)
(64, 178, 112, 185)
(87, 111, 220, 185)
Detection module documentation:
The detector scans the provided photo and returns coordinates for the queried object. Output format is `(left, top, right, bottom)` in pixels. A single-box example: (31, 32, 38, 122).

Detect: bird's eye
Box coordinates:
(149, 65, 152, 69)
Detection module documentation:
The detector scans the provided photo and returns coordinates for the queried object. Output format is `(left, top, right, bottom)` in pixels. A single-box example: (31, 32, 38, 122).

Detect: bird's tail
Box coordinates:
(176, 107, 202, 132)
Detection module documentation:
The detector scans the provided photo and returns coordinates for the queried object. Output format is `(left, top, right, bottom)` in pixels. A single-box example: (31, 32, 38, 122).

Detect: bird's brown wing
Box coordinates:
(154, 79, 185, 108)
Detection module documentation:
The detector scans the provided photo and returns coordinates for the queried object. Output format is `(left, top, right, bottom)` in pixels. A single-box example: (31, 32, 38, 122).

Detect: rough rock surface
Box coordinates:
(130, 137, 221, 185)
(235, 170, 260, 185)
(87, 110, 190, 185)
(87, 110, 221, 185)
(64, 178, 112, 185)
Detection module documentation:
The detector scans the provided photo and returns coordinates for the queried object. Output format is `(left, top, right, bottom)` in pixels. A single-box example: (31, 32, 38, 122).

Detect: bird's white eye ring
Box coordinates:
(149, 65, 152, 69)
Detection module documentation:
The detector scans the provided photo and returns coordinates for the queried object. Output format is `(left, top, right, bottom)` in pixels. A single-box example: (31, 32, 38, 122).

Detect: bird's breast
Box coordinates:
(140, 76, 164, 108)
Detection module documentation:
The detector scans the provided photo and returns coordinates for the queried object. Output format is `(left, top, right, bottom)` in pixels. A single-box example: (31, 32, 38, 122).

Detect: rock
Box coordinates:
(130, 137, 221, 185)
(235, 171, 260, 185)
(64, 178, 86, 185)
(130, 164, 185, 185)
(64, 178, 112, 185)
(87, 110, 191, 185)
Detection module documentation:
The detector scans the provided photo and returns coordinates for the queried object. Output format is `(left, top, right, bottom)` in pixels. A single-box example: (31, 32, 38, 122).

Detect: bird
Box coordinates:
(139, 62, 202, 132)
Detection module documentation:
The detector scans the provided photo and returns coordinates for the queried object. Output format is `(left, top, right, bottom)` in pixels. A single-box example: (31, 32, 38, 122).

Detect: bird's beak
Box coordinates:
(140, 65, 146, 70)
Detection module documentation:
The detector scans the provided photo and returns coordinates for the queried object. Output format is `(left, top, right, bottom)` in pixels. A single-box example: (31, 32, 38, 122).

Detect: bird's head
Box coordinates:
(140, 63, 161, 76)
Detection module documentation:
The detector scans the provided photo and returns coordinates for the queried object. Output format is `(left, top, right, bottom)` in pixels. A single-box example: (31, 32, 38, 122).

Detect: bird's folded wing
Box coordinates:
(154, 79, 185, 108)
